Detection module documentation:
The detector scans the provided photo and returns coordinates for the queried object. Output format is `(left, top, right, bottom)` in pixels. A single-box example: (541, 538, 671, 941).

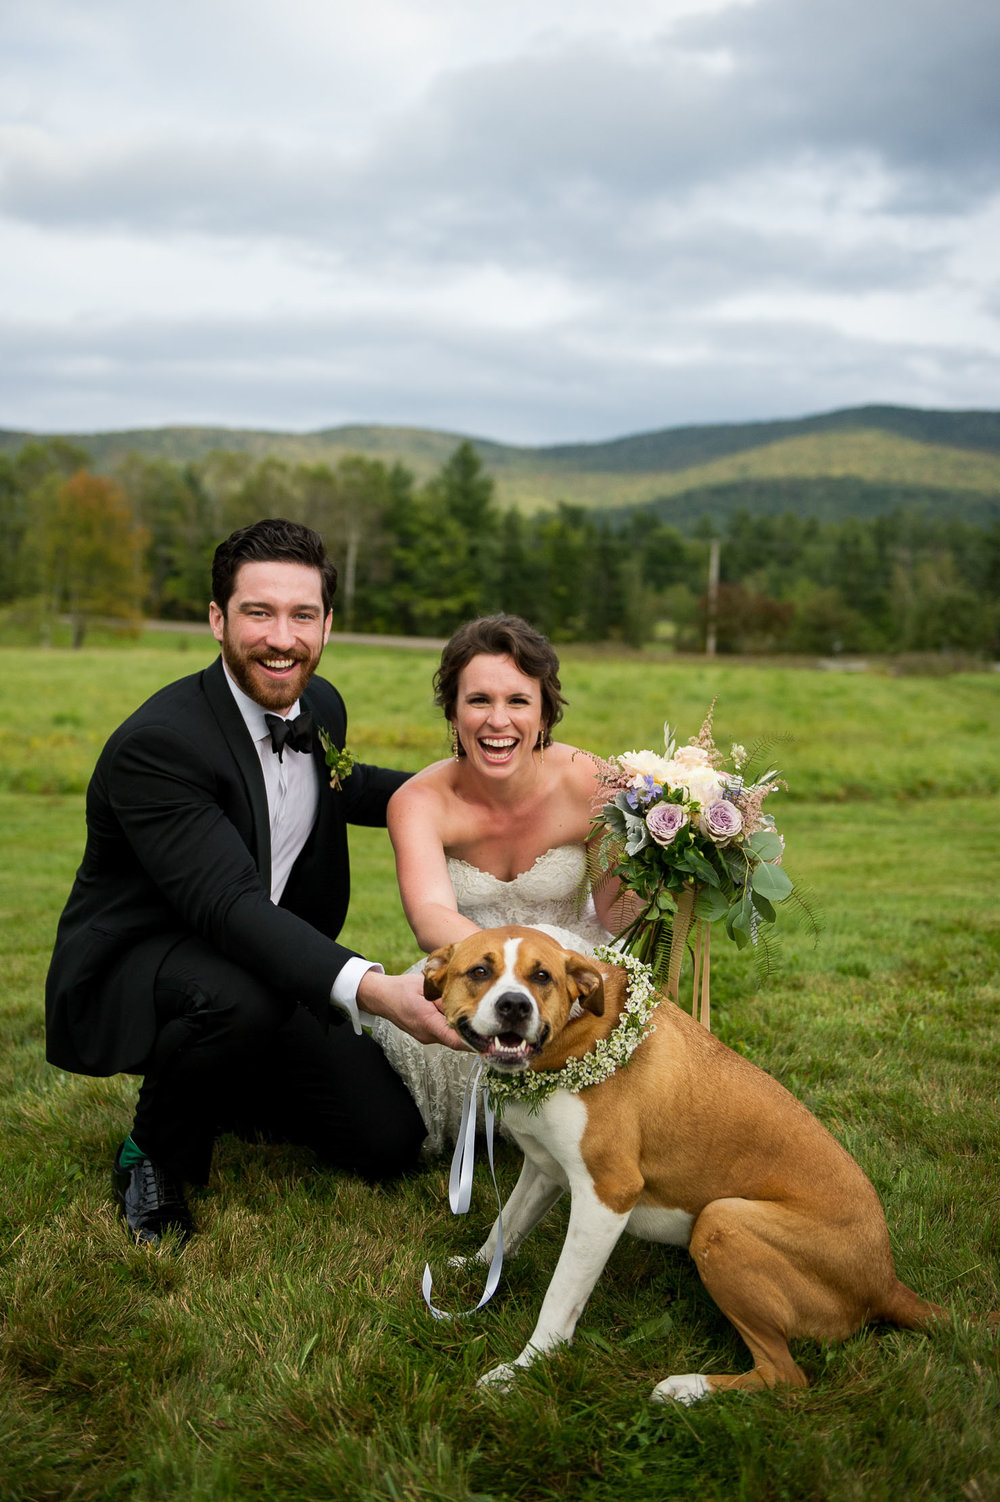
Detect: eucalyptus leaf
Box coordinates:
(726, 890, 754, 949)
(694, 886, 730, 922)
(747, 829, 783, 861)
(726, 901, 749, 948)
(751, 892, 776, 923)
(751, 862, 794, 901)
(681, 848, 720, 887)
(730, 922, 751, 950)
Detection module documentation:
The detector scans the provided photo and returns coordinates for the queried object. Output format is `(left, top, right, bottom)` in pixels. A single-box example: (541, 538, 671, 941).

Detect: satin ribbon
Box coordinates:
(422, 1058, 506, 1319)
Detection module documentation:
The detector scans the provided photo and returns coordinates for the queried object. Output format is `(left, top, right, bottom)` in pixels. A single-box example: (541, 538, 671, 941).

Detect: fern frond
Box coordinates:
(786, 882, 824, 943)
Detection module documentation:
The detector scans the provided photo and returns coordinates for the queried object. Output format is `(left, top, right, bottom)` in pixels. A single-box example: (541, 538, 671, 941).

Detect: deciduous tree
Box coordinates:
(28, 469, 148, 647)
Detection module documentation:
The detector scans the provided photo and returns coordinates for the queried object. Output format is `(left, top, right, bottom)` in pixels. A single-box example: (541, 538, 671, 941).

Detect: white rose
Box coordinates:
(618, 750, 674, 785)
(679, 764, 726, 807)
(657, 758, 687, 792)
(672, 745, 711, 768)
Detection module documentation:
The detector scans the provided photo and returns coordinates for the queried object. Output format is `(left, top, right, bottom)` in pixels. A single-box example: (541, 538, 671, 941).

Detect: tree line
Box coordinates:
(1, 436, 998, 655)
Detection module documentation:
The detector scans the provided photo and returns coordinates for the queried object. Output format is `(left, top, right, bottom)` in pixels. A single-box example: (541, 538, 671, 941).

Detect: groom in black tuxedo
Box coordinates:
(46, 517, 459, 1244)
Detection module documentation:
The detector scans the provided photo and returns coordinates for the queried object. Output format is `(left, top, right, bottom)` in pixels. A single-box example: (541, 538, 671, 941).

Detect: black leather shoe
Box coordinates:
(112, 1145, 193, 1246)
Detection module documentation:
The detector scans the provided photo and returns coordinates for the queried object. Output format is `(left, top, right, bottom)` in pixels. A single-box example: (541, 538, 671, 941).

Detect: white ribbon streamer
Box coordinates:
(422, 1059, 506, 1319)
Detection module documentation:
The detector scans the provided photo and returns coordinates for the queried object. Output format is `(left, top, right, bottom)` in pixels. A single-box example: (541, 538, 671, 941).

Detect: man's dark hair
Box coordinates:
(211, 518, 338, 615)
(433, 614, 566, 752)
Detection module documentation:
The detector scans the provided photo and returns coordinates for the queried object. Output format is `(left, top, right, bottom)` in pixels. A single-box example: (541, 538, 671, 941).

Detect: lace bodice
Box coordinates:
(445, 844, 610, 949)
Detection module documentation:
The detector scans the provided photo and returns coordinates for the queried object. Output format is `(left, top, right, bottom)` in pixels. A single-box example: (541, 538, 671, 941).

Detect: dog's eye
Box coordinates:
(468, 964, 490, 980)
(532, 969, 551, 985)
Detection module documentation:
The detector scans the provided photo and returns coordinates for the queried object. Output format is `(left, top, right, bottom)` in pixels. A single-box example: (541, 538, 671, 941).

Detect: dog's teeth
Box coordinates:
(486, 1034, 533, 1067)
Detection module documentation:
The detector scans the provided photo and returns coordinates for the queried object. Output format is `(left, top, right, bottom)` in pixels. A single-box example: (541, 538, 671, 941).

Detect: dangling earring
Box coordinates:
(537, 728, 546, 766)
(451, 724, 460, 761)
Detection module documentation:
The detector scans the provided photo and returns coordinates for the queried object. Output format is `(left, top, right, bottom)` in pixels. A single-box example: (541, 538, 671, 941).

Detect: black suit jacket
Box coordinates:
(45, 656, 408, 1076)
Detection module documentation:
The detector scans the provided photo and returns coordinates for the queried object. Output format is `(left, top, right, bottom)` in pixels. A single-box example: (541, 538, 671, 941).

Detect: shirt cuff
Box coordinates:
(331, 957, 383, 1035)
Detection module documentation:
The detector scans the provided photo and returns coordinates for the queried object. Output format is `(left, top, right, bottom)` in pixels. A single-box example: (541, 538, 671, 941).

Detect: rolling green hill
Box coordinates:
(3, 405, 999, 524)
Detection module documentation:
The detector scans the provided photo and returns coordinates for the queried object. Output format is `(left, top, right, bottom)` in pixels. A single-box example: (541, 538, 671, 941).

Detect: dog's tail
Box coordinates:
(877, 1279, 949, 1331)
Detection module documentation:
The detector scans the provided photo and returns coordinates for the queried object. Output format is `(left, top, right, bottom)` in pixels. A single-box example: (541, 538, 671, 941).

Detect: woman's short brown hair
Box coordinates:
(434, 614, 566, 753)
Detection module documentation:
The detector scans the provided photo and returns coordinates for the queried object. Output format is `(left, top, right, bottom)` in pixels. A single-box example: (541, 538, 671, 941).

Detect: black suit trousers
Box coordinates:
(129, 937, 426, 1184)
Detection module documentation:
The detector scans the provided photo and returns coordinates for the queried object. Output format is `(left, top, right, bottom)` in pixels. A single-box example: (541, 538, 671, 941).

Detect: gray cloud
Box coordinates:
(5, 0, 998, 238)
(1, 0, 997, 439)
(2, 295, 995, 445)
(674, 0, 1000, 195)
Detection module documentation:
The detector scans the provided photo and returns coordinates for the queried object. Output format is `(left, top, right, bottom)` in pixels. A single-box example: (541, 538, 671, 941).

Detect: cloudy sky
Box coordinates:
(2, 0, 998, 444)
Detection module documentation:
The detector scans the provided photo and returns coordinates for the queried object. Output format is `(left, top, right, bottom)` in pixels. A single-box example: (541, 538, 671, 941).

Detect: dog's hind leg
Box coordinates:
(653, 1197, 860, 1403)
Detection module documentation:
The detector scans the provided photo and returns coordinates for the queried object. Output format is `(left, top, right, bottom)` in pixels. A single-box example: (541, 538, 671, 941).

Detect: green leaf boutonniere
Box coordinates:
(318, 727, 356, 792)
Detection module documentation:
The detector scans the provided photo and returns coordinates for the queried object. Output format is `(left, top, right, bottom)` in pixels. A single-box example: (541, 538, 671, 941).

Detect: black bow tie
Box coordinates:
(264, 711, 313, 760)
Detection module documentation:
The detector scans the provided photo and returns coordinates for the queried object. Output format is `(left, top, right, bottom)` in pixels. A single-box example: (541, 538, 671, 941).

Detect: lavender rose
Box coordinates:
(646, 801, 689, 847)
(700, 799, 744, 846)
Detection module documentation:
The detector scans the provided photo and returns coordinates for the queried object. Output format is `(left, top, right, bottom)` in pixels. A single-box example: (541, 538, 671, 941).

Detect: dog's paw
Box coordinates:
(651, 1373, 711, 1406)
(477, 1361, 519, 1392)
(447, 1251, 489, 1270)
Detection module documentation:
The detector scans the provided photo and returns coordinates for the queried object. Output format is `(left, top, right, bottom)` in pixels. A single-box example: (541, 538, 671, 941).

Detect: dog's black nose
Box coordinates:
(494, 991, 533, 1025)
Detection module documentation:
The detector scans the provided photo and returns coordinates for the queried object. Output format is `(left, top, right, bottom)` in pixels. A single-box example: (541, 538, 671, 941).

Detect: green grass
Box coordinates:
(1, 644, 999, 1501)
(3, 639, 999, 802)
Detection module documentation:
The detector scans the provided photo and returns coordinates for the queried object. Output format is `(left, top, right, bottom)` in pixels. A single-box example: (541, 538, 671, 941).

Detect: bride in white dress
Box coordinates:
(368, 615, 623, 1155)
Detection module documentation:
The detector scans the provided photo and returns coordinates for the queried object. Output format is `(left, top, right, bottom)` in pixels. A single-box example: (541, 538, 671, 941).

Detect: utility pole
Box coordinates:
(705, 538, 720, 658)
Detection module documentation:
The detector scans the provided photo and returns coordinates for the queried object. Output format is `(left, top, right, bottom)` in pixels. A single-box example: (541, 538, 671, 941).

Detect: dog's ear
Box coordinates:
(422, 944, 456, 1000)
(565, 954, 605, 1016)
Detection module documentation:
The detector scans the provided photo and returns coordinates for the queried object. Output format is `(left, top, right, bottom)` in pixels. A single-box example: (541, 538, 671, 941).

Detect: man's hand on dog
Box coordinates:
(357, 970, 467, 1049)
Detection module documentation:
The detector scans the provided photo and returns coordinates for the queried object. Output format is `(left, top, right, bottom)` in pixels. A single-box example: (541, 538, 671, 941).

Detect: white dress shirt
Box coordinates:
(221, 663, 378, 1032)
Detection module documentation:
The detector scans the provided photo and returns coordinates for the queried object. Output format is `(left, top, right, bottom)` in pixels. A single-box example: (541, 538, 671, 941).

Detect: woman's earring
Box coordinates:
(451, 724, 460, 761)
(537, 729, 546, 766)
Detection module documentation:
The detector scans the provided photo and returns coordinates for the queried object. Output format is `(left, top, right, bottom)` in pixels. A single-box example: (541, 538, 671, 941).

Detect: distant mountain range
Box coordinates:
(3, 404, 999, 526)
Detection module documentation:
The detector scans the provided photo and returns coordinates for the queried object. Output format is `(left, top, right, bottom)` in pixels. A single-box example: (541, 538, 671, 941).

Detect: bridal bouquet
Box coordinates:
(590, 703, 807, 1020)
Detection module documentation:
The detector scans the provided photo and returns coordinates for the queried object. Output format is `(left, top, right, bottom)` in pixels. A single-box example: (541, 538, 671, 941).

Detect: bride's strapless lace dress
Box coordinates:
(369, 844, 611, 1157)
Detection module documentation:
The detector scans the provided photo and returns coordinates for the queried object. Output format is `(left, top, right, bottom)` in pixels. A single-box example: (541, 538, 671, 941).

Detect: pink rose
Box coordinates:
(700, 800, 743, 846)
(646, 801, 689, 847)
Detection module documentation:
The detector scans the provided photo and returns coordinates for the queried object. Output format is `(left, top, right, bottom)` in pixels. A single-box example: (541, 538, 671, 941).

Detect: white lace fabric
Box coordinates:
(369, 845, 612, 1156)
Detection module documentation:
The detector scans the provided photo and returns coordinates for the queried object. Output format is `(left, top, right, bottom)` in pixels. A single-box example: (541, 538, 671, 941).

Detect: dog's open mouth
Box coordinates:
(484, 1031, 544, 1069)
(457, 1018, 548, 1069)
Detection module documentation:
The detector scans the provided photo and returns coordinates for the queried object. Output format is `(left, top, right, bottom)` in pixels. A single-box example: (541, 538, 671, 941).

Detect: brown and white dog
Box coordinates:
(423, 925, 946, 1401)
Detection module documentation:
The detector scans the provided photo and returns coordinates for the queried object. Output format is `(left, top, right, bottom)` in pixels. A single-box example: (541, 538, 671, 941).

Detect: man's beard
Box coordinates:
(222, 629, 320, 711)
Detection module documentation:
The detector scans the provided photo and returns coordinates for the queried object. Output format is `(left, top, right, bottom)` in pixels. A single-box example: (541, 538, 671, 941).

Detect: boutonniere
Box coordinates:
(318, 727, 356, 791)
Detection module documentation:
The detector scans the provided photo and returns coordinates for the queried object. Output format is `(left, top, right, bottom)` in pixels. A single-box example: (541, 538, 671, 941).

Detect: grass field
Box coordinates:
(1, 641, 998, 1501)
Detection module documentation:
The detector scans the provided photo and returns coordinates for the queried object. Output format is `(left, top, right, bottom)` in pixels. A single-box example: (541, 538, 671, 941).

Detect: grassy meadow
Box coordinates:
(1, 637, 999, 1501)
